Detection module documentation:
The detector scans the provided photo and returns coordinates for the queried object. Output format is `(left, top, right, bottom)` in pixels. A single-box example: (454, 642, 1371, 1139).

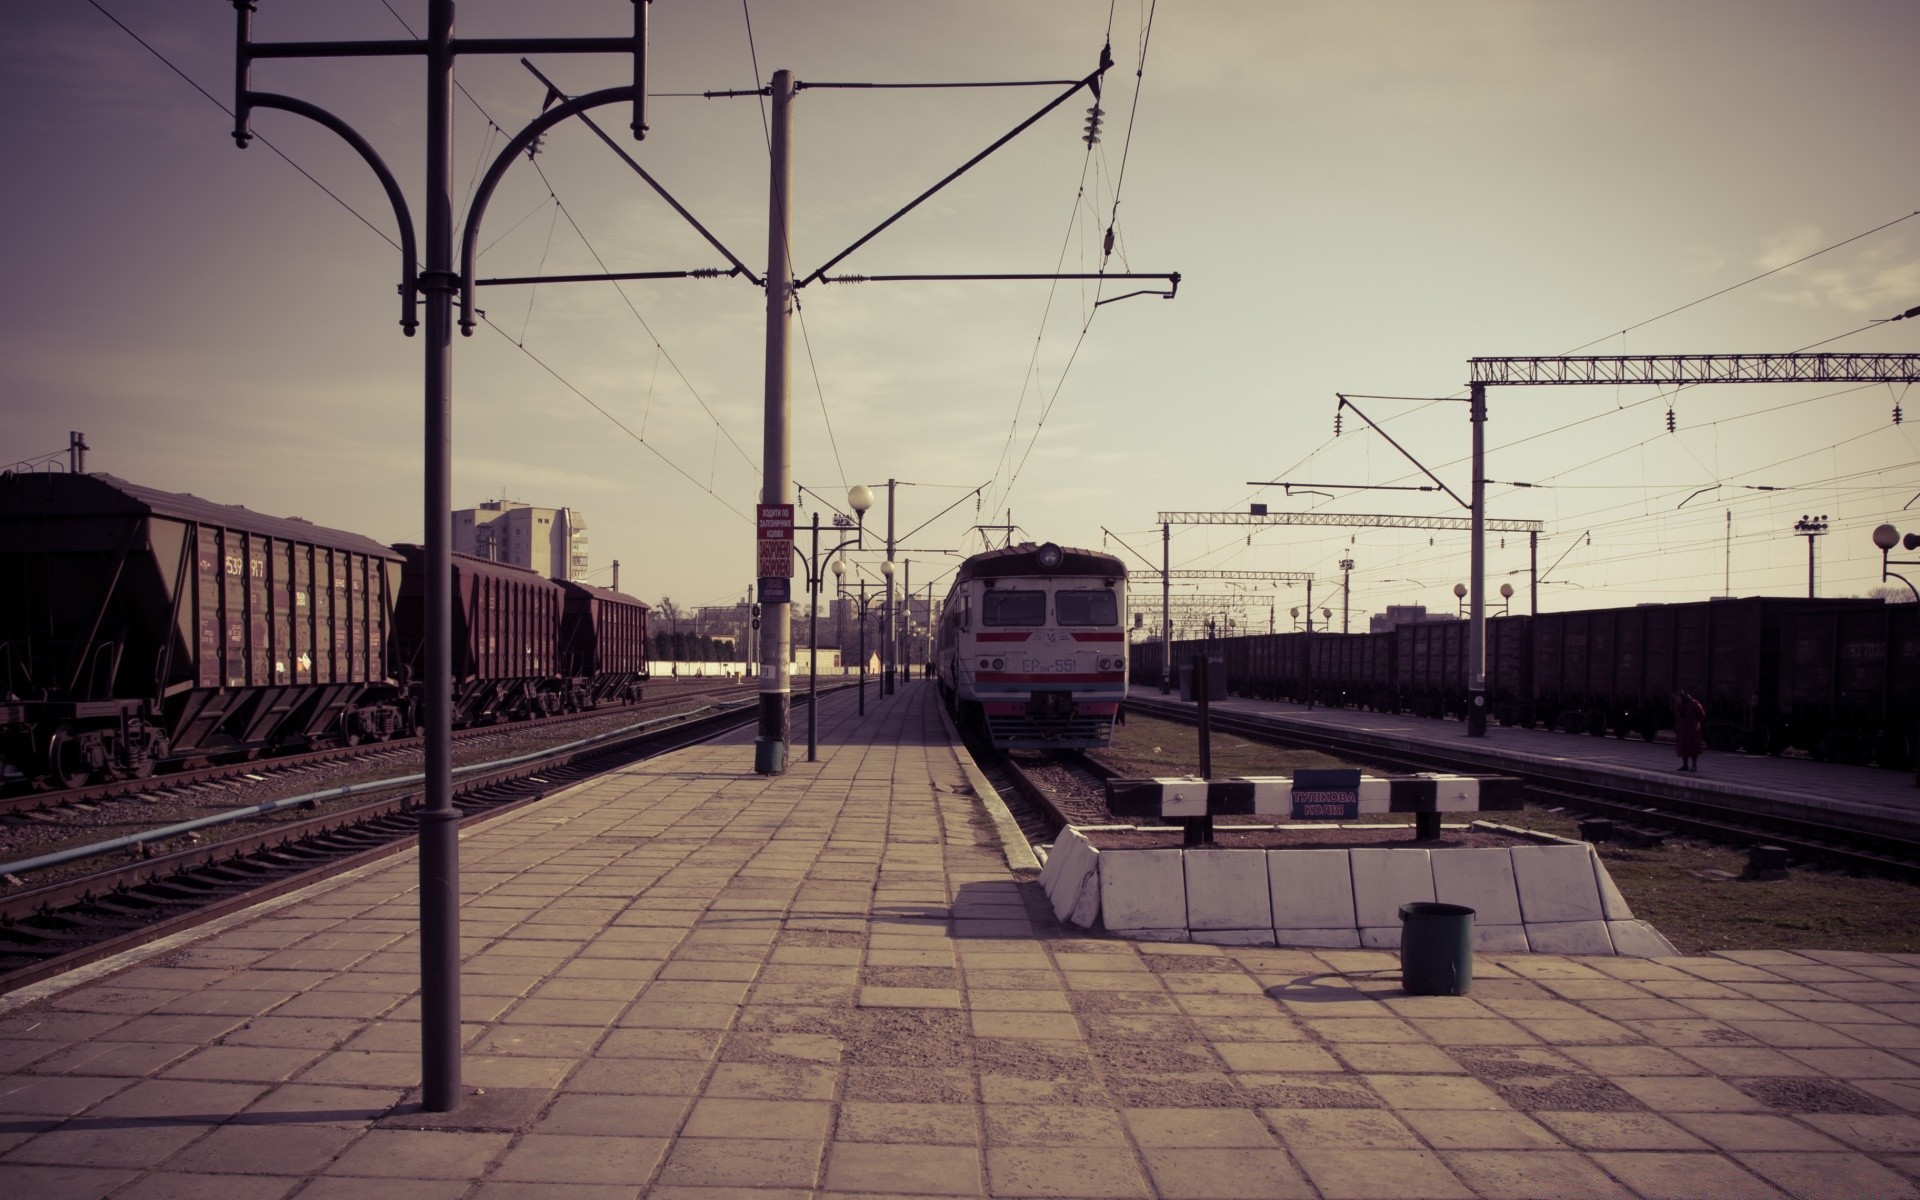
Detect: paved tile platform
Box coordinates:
(1130, 686, 1920, 839)
(4, 681, 1920, 1198)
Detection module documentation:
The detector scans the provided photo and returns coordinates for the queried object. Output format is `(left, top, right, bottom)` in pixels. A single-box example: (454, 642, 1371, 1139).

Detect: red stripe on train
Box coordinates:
(1070, 632, 1123, 642)
(975, 632, 1033, 642)
(975, 672, 1126, 684)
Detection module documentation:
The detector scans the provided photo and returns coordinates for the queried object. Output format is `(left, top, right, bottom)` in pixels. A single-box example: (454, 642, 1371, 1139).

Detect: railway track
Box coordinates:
(0, 687, 829, 994)
(1125, 694, 1920, 880)
(956, 724, 1117, 856)
(0, 679, 752, 816)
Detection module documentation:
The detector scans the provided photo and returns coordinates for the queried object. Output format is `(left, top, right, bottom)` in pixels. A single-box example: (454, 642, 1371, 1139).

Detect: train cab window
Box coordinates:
(982, 589, 1046, 626)
(1055, 589, 1119, 626)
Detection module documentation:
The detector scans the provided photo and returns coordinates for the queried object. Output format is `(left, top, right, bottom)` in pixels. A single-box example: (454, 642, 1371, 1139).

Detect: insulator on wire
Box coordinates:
(1895, 403, 1903, 426)
(1083, 106, 1104, 145)
(1665, 408, 1676, 433)
(1334, 411, 1343, 436)
(1103, 226, 1115, 257)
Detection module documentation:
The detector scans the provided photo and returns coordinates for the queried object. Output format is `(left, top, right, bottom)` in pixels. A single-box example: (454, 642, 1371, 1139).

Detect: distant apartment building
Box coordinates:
(454, 499, 588, 580)
(1369, 604, 1461, 634)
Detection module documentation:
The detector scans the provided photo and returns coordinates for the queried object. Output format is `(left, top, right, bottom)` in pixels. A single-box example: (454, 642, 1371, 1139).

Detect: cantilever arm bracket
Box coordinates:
(240, 92, 421, 335)
(458, 86, 637, 334)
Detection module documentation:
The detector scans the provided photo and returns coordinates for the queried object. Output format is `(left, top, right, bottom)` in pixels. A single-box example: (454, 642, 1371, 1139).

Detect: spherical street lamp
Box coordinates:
(848, 484, 873, 516)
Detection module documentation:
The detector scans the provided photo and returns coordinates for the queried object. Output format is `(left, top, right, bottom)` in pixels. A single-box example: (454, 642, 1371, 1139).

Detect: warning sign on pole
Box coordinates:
(756, 503, 794, 579)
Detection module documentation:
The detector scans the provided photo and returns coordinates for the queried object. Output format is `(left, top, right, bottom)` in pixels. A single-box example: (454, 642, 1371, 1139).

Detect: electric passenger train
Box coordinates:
(935, 542, 1128, 749)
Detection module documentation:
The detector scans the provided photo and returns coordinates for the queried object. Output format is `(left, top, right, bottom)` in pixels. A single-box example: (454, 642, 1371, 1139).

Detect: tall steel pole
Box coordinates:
(417, 0, 461, 1113)
(1160, 522, 1171, 693)
(807, 512, 819, 761)
(1530, 530, 1538, 615)
(757, 70, 794, 759)
(1467, 382, 1488, 737)
(885, 478, 897, 695)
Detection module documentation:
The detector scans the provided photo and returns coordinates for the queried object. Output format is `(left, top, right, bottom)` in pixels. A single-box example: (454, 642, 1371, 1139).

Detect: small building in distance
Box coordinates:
(1369, 604, 1461, 634)
(455, 498, 588, 581)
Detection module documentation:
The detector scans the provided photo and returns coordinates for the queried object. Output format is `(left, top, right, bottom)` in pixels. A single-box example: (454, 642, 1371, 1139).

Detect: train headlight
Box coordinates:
(992, 658, 1004, 670)
(1037, 543, 1063, 569)
(979, 658, 991, 669)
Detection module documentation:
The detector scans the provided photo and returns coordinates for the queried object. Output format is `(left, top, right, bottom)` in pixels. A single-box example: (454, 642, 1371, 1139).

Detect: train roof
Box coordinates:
(954, 542, 1126, 584)
(0, 471, 401, 560)
(557, 578, 651, 610)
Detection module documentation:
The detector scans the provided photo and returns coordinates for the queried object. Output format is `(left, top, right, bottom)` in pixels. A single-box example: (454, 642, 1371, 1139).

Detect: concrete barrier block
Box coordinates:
(1511, 844, 1605, 923)
(1474, 925, 1532, 953)
(1430, 775, 1482, 812)
(1431, 847, 1523, 925)
(1185, 849, 1273, 931)
(1101, 849, 1187, 933)
(1041, 831, 1085, 912)
(1193, 928, 1278, 946)
(1525, 920, 1616, 955)
(1068, 853, 1103, 928)
(1268, 849, 1358, 930)
(1275, 927, 1362, 948)
(1247, 776, 1291, 815)
(1360, 926, 1403, 949)
(1357, 777, 1394, 814)
(1607, 919, 1677, 958)
(1592, 849, 1636, 920)
(1349, 848, 1435, 928)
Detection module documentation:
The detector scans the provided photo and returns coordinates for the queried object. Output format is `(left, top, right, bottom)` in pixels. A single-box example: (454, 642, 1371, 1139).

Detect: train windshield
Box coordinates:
(982, 589, 1046, 626)
(1055, 589, 1119, 626)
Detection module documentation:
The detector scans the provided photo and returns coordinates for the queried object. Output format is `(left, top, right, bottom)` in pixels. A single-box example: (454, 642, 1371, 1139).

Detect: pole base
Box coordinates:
(754, 737, 786, 775)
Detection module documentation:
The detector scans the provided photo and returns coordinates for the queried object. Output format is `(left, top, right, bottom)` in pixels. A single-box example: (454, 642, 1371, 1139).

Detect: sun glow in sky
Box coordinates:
(3, 1, 1917, 624)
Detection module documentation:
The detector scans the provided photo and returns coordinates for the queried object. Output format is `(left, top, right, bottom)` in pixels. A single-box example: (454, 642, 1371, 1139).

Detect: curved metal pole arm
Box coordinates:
(459, 86, 635, 334)
(244, 92, 420, 335)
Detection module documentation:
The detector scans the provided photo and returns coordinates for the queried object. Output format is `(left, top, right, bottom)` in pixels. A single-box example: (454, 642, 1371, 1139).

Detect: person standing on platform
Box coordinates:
(1674, 690, 1705, 773)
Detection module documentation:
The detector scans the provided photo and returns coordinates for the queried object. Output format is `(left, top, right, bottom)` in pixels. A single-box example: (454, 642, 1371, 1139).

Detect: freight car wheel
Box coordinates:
(46, 725, 95, 791)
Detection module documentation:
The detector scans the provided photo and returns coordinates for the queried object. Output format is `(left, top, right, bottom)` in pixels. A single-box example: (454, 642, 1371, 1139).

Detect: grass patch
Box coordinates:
(1098, 715, 1920, 955)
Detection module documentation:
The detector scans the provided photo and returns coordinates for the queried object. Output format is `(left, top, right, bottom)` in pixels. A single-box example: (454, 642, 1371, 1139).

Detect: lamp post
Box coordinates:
(1339, 557, 1354, 633)
(834, 565, 883, 717)
(1497, 582, 1514, 616)
(1795, 515, 1829, 598)
(1871, 523, 1920, 787)
(799, 489, 871, 762)
(879, 557, 896, 694)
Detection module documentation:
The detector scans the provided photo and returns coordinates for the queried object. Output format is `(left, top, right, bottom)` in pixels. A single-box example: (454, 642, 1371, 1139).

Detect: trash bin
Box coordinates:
(1399, 902, 1474, 996)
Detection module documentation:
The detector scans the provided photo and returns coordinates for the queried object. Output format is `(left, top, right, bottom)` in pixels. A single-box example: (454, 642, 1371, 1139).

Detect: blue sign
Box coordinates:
(1291, 768, 1360, 820)
(758, 576, 791, 604)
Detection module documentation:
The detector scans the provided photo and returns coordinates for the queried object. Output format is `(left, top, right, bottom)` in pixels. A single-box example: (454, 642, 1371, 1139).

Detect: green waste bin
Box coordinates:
(1399, 902, 1474, 996)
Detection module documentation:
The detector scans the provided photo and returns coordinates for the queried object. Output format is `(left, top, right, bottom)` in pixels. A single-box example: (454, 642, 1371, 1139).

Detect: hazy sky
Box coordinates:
(4, 1, 1917, 626)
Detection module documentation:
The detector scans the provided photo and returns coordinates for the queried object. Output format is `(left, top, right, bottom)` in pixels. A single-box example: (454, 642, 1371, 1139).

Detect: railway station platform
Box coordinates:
(1129, 686, 1920, 840)
(4, 682, 1920, 1199)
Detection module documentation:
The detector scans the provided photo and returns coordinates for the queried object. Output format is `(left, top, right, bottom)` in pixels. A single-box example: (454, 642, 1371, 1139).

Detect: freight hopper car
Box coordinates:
(936, 542, 1128, 749)
(557, 580, 650, 708)
(0, 472, 405, 789)
(394, 549, 569, 726)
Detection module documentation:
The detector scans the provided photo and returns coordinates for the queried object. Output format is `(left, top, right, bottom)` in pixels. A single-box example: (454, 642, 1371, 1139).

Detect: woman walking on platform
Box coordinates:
(1674, 690, 1705, 772)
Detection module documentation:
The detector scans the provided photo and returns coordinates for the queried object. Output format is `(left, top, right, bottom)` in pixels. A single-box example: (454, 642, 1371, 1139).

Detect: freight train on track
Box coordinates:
(935, 541, 1129, 749)
(0, 472, 649, 790)
(1133, 595, 1920, 769)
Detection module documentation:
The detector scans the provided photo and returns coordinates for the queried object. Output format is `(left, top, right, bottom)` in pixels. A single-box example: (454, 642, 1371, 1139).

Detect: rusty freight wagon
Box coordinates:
(393, 549, 566, 726)
(556, 580, 649, 708)
(0, 472, 404, 788)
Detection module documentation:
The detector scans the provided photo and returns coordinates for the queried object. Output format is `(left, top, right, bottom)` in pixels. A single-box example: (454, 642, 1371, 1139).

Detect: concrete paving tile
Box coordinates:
(840, 1101, 978, 1145)
(293, 1050, 420, 1087)
(1303, 1018, 1424, 1043)
(459, 1055, 577, 1090)
(109, 1171, 302, 1199)
(1265, 1107, 1422, 1149)
(1554, 1045, 1704, 1076)
(1532, 1110, 1708, 1150)
(1784, 1047, 1920, 1078)
(1669, 1046, 1826, 1077)
(1405, 1018, 1537, 1046)
(497, 998, 627, 1026)
(468, 1026, 602, 1059)
(1589, 1150, 1787, 1198)
(860, 987, 962, 1009)
(1618, 1018, 1757, 1047)
(0, 1164, 139, 1200)
(25, 1039, 199, 1077)
(1511, 1017, 1643, 1045)
(821, 1142, 983, 1195)
(84, 1078, 263, 1118)
(597, 1027, 726, 1059)
(232, 1082, 403, 1125)
(165, 1122, 365, 1174)
(982, 1104, 1123, 1147)
(1442, 1148, 1633, 1198)
(533, 1092, 690, 1137)
(1121, 1106, 1278, 1148)
(654, 1136, 824, 1190)
(1140, 1146, 1315, 1199)
(705, 1061, 839, 1100)
(487, 1132, 668, 1185)
(1735, 1152, 1920, 1199)
(984, 1144, 1151, 1198)
(966, 990, 1070, 1013)
(1290, 1147, 1472, 1199)
(1330, 1044, 1467, 1074)
(1669, 1112, 1846, 1151)
(1725, 1020, 1868, 1048)
(1214, 1042, 1342, 1073)
(969, 1012, 1080, 1039)
(1399, 1108, 1566, 1149)
(3, 1116, 214, 1168)
(1613, 1074, 1770, 1112)
(471, 1180, 637, 1200)
(217, 1017, 365, 1049)
(683, 1098, 833, 1140)
(94, 1013, 248, 1044)
(1798, 1113, 1920, 1152)
(621, 1001, 740, 1029)
(1858, 1080, 1920, 1113)
(1366, 1074, 1509, 1110)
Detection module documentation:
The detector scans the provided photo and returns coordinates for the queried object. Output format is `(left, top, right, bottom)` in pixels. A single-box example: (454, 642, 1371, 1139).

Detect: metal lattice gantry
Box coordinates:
(1448, 350, 1920, 738)
(1156, 511, 1544, 534)
(1471, 352, 1920, 387)
(1161, 568, 1314, 582)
